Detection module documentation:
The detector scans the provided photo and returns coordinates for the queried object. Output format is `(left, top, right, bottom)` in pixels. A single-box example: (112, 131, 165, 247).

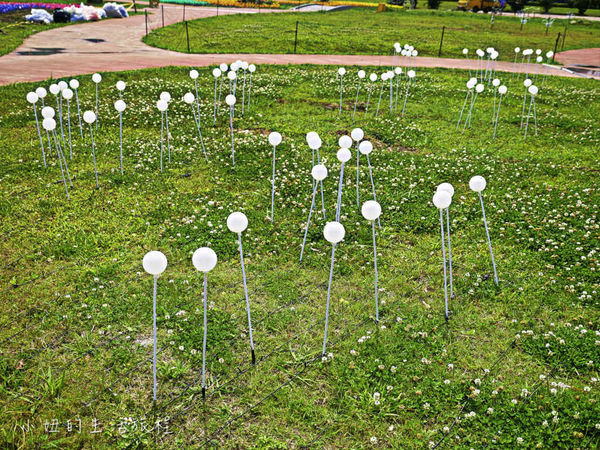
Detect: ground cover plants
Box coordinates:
(0, 63, 598, 447)
(143, 8, 600, 59)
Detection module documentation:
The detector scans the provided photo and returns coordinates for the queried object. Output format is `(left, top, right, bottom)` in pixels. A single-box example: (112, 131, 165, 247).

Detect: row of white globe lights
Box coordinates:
(24, 61, 259, 198)
(462, 46, 555, 81)
(337, 66, 417, 122)
(456, 73, 540, 140)
(139, 125, 497, 400)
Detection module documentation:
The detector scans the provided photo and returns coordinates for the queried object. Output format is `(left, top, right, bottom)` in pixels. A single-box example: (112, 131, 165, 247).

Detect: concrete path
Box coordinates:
(0, 4, 596, 85)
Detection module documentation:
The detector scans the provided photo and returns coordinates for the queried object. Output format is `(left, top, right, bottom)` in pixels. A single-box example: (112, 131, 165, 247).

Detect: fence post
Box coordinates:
(145, 9, 148, 36)
(438, 26, 445, 57)
(294, 21, 299, 54)
(186, 21, 190, 53)
(183, 3, 186, 21)
(552, 32, 561, 62)
(561, 25, 567, 50)
(161, 4, 164, 28)
(134, 0, 137, 13)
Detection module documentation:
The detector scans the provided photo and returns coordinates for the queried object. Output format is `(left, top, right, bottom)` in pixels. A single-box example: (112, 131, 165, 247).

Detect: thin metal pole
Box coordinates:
(213, 78, 218, 125)
(492, 94, 504, 140)
(401, 79, 412, 116)
(270, 144, 276, 223)
(229, 106, 235, 165)
(356, 142, 360, 208)
(201, 272, 207, 399)
(338, 76, 343, 116)
(352, 79, 361, 122)
(335, 162, 345, 221)
(89, 124, 99, 188)
(166, 110, 171, 163)
(119, 111, 123, 174)
(160, 112, 164, 171)
(372, 221, 379, 322)
(153, 275, 158, 401)
(375, 81, 384, 117)
(52, 132, 70, 200)
(446, 208, 453, 298)
(33, 104, 47, 168)
(191, 106, 208, 162)
(440, 209, 448, 321)
(456, 90, 471, 130)
(300, 183, 318, 262)
(74, 89, 83, 137)
(65, 99, 72, 159)
(238, 233, 255, 364)
(366, 154, 381, 229)
(322, 243, 336, 356)
(479, 192, 498, 285)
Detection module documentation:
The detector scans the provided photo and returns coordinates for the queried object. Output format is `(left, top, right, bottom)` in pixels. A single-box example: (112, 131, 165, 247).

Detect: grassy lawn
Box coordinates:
(0, 64, 598, 447)
(144, 8, 600, 59)
(0, 6, 144, 57)
(0, 10, 73, 56)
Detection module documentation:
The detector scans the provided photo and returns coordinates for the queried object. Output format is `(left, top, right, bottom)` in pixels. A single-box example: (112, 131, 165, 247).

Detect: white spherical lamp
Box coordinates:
(268, 131, 282, 146)
(323, 221, 345, 244)
(361, 200, 381, 221)
(192, 247, 217, 272)
(227, 212, 248, 233)
(469, 175, 487, 192)
(143, 251, 168, 275)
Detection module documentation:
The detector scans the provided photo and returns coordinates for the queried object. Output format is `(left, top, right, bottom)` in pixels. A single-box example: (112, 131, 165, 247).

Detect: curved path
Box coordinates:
(0, 4, 596, 85)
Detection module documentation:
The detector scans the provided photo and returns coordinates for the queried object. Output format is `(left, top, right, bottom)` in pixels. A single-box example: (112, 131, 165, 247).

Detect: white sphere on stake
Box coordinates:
(92, 73, 102, 83)
(225, 94, 236, 106)
(546, 51, 554, 59)
(248, 64, 256, 73)
(351, 128, 364, 142)
(157, 100, 168, 112)
(463, 48, 468, 55)
(492, 78, 500, 87)
(359, 140, 373, 155)
(220, 63, 228, 72)
(528, 85, 538, 95)
(192, 247, 217, 272)
(361, 200, 381, 221)
(369, 73, 377, 82)
(183, 92, 195, 104)
(394, 67, 402, 75)
(437, 182, 454, 197)
(338, 67, 346, 76)
(524, 78, 532, 87)
(338, 135, 352, 149)
(337, 148, 351, 163)
(308, 136, 322, 150)
(42, 106, 55, 118)
(268, 131, 282, 146)
(160, 91, 171, 103)
(83, 110, 96, 124)
(312, 164, 328, 181)
(407, 70, 416, 79)
(69, 79, 79, 90)
(58, 81, 68, 91)
(36, 87, 47, 99)
(190, 69, 199, 80)
(115, 100, 126, 112)
(49, 84, 60, 95)
(143, 251, 168, 275)
(227, 211, 248, 233)
(27, 92, 38, 104)
(475, 83, 484, 93)
(42, 118, 56, 131)
(228, 71, 237, 81)
(433, 190, 452, 210)
(469, 175, 486, 192)
(116, 81, 126, 91)
(498, 85, 507, 95)
(62, 88, 73, 100)
(212, 68, 221, 78)
(358, 70, 366, 79)
(323, 221, 345, 244)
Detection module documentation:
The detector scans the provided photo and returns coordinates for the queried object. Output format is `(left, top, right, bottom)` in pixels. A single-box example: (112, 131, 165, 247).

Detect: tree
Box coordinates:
(573, 0, 588, 14)
(540, 0, 553, 12)
(506, 0, 528, 11)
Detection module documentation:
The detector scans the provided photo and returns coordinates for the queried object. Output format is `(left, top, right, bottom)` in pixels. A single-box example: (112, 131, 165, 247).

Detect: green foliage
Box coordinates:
(0, 65, 598, 447)
(144, 8, 600, 60)
(428, 0, 442, 8)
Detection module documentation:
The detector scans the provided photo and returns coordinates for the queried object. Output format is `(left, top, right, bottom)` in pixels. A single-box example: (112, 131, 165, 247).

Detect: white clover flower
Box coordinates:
(370, 436, 378, 445)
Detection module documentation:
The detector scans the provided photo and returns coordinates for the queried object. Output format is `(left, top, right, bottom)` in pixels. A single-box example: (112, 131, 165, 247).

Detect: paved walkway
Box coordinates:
(0, 4, 597, 85)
